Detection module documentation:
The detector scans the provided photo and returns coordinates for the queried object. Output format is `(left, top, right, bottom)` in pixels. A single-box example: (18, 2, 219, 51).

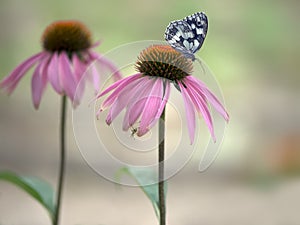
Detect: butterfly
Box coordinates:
(164, 12, 208, 61)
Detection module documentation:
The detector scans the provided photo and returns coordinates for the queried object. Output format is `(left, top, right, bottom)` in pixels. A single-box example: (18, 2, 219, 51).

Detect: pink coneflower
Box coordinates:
(97, 45, 229, 144)
(0, 20, 121, 108)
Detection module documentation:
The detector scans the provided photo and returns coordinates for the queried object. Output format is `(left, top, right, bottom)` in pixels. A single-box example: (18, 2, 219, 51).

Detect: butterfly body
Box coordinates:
(164, 12, 208, 61)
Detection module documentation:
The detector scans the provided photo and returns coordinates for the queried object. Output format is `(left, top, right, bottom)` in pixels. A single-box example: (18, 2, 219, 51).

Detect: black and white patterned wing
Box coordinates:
(164, 20, 195, 59)
(164, 12, 208, 60)
(183, 12, 208, 54)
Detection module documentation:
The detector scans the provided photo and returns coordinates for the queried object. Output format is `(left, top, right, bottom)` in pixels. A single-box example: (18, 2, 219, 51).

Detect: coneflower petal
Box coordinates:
(0, 52, 45, 94)
(123, 98, 145, 131)
(89, 63, 100, 93)
(90, 52, 122, 81)
(31, 58, 49, 109)
(154, 81, 171, 121)
(100, 74, 142, 109)
(48, 52, 63, 94)
(148, 80, 171, 129)
(183, 79, 216, 141)
(138, 78, 163, 136)
(73, 54, 86, 82)
(59, 52, 77, 102)
(106, 78, 145, 124)
(97, 73, 141, 99)
(186, 76, 229, 121)
(179, 82, 196, 144)
(123, 77, 154, 130)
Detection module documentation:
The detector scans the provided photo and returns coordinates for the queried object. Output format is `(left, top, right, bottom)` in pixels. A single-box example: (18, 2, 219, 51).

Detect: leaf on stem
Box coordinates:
(0, 171, 56, 222)
(116, 167, 167, 219)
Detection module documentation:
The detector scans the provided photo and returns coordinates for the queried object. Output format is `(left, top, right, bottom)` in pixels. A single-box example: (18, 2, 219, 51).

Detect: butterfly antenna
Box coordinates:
(195, 58, 206, 74)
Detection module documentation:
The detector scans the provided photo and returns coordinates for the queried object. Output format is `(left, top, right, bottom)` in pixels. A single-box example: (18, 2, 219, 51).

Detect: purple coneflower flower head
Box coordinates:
(0, 20, 121, 109)
(97, 45, 229, 144)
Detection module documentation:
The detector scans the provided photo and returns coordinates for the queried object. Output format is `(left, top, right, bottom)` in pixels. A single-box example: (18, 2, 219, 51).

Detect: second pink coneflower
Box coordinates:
(0, 20, 122, 225)
(0, 20, 121, 108)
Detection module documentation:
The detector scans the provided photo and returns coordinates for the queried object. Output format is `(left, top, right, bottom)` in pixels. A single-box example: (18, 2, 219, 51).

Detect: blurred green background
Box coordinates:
(0, 0, 300, 224)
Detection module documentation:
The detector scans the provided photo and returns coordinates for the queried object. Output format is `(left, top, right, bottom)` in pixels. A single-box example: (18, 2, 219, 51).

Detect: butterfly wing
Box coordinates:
(164, 20, 195, 59)
(183, 12, 208, 54)
(164, 12, 208, 60)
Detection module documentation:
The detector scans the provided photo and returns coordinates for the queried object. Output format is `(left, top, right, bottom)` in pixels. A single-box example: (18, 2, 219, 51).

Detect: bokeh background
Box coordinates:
(1, 0, 300, 224)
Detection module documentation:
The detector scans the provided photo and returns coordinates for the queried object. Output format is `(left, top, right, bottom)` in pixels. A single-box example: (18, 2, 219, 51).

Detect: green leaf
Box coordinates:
(0, 171, 56, 222)
(116, 167, 167, 219)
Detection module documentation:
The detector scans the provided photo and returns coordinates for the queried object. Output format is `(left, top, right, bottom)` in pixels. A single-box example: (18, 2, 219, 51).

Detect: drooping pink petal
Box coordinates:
(105, 78, 146, 125)
(31, 57, 50, 109)
(186, 76, 229, 121)
(0, 52, 45, 94)
(72, 54, 88, 105)
(88, 63, 101, 93)
(73, 54, 87, 82)
(122, 98, 145, 131)
(138, 78, 164, 136)
(89, 51, 122, 81)
(153, 80, 171, 123)
(179, 82, 196, 144)
(58, 52, 77, 102)
(97, 73, 141, 99)
(122, 77, 154, 130)
(98, 73, 142, 111)
(102, 78, 143, 112)
(145, 80, 171, 130)
(85, 53, 101, 84)
(204, 88, 229, 121)
(183, 79, 216, 141)
(48, 52, 63, 94)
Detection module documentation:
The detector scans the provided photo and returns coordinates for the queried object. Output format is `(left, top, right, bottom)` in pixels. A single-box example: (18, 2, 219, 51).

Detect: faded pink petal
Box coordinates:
(152, 81, 171, 126)
(102, 78, 142, 114)
(183, 79, 216, 141)
(99, 74, 142, 110)
(122, 77, 155, 130)
(179, 82, 196, 144)
(89, 63, 101, 93)
(97, 73, 141, 99)
(72, 54, 88, 105)
(122, 98, 145, 131)
(31, 58, 49, 109)
(73, 54, 87, 82)
(58, 52, 77, 102)
(138, 78, 164, 136)
(89, 52, 122, 81)
(186, 76, 229, 121)
(48, 52, 63, 94)
(0, 52, 45, 94)
(105, 78, 146, 124)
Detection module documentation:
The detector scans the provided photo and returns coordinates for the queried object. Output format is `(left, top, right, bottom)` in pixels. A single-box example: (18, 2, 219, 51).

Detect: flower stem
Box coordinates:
(54, 95, 67, 225)
(159, 108, 166, 225)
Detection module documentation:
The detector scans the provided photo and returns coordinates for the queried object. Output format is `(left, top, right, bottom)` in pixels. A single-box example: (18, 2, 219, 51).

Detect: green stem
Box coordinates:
(54, 95, 67, 225)
(159, 108, 166, 225)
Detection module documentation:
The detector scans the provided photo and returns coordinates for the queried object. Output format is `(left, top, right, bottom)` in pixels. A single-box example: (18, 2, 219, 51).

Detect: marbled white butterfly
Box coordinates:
(164, 12, 208, 61)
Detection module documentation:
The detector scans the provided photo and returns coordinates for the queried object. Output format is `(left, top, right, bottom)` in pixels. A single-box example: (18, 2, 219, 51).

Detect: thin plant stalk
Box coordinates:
(54, 95, 67, 225)
(158, 108, 166, 225)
